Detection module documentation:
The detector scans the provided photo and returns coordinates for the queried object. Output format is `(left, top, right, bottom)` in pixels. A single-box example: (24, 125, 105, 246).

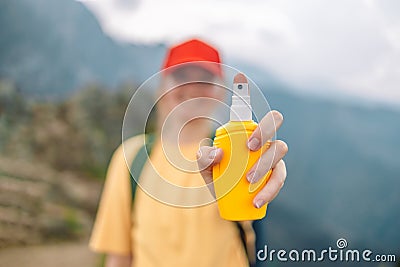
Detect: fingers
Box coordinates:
(247, 110, 283, 151)
(247, 140, 288, 184)
(197, 146, 223, 193)
(247, 110, 287, 208)
(253, 160, 287, 208)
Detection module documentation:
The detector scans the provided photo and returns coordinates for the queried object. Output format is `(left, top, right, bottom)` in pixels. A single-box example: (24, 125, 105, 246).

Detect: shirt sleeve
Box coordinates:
(89, 144, 133, 255)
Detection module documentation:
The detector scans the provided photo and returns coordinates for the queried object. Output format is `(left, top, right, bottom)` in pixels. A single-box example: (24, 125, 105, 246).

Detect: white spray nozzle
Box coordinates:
(230, 73, 252, 121)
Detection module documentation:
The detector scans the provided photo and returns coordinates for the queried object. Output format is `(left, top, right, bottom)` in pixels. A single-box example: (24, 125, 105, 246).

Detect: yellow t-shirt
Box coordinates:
(89, 135, 249, 267)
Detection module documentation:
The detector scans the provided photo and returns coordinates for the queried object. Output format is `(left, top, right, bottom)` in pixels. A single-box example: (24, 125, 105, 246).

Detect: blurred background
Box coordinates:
(0, 0, 399, 266)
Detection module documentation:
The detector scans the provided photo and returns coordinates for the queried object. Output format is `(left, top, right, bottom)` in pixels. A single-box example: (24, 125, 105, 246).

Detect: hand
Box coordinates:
(197, 110, 288, 208)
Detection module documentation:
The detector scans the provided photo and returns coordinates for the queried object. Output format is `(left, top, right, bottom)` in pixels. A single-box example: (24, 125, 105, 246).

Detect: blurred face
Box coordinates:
(157, 65, 226, 123)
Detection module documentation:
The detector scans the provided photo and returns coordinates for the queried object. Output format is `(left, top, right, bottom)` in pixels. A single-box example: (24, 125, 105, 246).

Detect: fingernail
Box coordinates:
(247, 137, 260, 151)
(196, 150, 202, 159)
(255, 199, 265, 209)
(209, 148, 218, 159)
(246, 170, 256, 183)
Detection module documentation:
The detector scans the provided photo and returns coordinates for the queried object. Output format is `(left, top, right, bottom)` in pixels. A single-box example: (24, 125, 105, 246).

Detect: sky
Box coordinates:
(78, 0, 400, 106)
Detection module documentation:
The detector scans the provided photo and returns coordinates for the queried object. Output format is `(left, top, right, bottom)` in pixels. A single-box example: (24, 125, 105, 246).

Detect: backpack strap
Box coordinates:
(130, 134, 155, 203)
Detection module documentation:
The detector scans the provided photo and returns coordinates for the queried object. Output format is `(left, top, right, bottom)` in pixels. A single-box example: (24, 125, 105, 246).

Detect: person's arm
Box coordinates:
(105, 254, 132, 267)
(89, 144, 135, 259)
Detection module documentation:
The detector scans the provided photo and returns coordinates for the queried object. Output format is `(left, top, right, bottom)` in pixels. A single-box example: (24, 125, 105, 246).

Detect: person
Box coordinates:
(89, 38, 288, 267)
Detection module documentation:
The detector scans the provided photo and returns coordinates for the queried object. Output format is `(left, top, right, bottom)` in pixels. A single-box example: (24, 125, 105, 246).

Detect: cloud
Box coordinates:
(79, 0, 400, 105)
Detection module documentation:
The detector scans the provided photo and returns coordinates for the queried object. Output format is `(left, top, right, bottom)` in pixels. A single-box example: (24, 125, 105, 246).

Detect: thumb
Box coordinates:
(197, 146, 223, 195)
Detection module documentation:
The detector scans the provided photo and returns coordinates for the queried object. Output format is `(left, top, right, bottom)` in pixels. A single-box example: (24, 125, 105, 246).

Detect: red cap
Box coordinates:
(161, 38, 223, 77)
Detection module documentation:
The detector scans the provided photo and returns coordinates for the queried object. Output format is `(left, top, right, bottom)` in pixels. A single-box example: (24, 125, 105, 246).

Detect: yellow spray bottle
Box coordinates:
(213, 73, 272, 221)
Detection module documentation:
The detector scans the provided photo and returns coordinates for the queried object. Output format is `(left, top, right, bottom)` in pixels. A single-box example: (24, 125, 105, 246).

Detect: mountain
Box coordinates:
(1, 0, 399, 265)
(0, 0, 165, 99)
(254, 88, 400, 266)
